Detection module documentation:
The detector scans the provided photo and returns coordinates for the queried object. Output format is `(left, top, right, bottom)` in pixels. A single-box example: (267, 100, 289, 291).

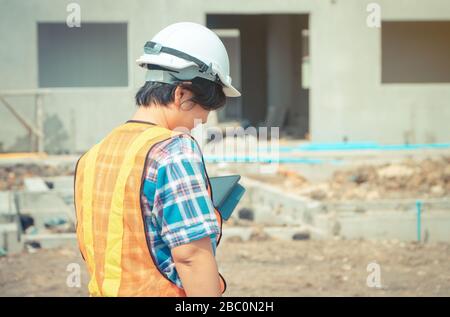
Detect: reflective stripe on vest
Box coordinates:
(81, 142, 102, 295)
(75, 123, 225, 296)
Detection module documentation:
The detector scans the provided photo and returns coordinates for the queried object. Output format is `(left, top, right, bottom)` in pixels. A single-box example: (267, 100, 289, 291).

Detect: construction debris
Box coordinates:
(292, 231, 311, 241)
(248, 227, 272, 241)
(238, 208, 254, 221)
(271, 157, 450, 201)
(0, 164, 74, 191)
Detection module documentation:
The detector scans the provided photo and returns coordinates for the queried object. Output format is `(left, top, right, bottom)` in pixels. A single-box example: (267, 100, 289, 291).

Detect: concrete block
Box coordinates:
(264, 226, 310, 240)
(43, 176, 75, 206)
(0, 223, 23, 254)
(313, 210, 450, 242)
(221, 227, 253, 241)
(23, 233, 77, 249)
(221, 226, 314, 242)
(239, 177, 312, 226)
(43, 176, 74, 191)
(0, 191, 17, 223)
(24, 177, 49, 192)
(16, 192, 74, 230)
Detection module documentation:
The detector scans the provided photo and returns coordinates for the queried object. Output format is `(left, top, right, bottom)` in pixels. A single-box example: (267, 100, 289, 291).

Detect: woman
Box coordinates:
(74, 22, 240, 297)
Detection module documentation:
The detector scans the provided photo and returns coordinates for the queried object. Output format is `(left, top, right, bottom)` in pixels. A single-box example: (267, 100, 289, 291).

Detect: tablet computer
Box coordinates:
(209, 175, 245, 220)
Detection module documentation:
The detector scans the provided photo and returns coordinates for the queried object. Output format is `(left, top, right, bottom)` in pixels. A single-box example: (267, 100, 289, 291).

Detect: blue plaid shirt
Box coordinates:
(141, 134, 220, 288)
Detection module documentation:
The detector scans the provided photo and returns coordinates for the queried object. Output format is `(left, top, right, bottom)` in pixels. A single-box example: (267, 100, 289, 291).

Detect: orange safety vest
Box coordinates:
(74, 122, 226, 296)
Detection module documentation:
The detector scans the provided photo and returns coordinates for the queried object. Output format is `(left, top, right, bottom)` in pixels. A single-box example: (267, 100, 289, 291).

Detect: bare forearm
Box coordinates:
(172, 237, 221, 297)
(175, 253, 221, 296)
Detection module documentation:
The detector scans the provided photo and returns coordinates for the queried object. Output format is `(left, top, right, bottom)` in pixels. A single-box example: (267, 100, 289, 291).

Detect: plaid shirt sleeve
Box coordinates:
(151, 135, 220, 250)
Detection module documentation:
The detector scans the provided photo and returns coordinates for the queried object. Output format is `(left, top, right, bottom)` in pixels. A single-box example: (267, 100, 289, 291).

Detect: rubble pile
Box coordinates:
(280, 157, 450, 201)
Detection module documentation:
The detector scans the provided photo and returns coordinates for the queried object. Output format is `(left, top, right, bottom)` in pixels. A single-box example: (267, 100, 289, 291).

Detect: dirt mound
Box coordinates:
(275, 157, 450, 201)
(328, 157, 450, 200)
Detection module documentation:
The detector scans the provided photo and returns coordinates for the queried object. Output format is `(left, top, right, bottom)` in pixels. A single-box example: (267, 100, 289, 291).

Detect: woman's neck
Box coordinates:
(131, 105, 171, 129)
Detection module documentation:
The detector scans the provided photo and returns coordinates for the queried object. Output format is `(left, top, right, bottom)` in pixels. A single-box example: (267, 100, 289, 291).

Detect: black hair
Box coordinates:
(135, 77, 226, 110)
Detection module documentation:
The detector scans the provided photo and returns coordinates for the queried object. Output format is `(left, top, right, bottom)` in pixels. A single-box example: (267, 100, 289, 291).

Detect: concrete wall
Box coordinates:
(0, 0, 449, 153)
(0, 0, 187, 153)
(308, 0, 450, 144)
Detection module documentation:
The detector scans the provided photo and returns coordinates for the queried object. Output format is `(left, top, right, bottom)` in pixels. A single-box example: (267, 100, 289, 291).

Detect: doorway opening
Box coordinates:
(207, 14, 310, 139)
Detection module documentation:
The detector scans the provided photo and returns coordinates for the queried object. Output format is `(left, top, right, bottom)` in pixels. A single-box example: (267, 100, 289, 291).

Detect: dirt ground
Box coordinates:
(1, 157, 449, 297)
(1, 238, 449, 297)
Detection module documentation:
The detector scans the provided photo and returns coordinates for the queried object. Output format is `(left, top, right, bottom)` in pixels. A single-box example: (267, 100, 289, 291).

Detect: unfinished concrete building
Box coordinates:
(0, 0, 449, 154)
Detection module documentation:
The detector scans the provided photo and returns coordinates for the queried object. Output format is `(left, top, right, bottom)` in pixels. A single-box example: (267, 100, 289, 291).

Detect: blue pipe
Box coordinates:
(258, 142, 450, 152)
(203, 155, 343, 165)
(416, 200, 422, 242)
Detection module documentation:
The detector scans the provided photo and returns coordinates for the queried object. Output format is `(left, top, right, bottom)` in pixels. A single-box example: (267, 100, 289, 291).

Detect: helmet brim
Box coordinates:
(223, 85, 241, 97)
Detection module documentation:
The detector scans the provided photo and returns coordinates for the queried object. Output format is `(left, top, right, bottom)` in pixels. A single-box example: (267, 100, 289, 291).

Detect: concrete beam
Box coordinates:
(16, 191, 75, 230)
(23, 233, 77, 249)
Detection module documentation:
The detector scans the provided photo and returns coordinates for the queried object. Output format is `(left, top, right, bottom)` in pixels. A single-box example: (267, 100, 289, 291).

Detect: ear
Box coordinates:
(174, 85, 195, 110)
(173, 86, 185, 110)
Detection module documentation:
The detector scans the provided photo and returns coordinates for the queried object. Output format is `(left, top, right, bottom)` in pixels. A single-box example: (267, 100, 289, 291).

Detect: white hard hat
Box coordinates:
(136, 22, 241, 97)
